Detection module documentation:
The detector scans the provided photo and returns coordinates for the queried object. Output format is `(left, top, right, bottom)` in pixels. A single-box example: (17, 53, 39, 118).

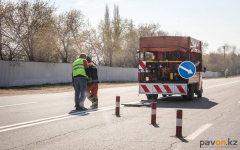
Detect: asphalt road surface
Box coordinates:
(0, 77, 240, 150)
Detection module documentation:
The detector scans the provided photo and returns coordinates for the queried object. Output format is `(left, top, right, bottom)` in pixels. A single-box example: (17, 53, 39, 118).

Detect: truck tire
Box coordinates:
(186, 84, 194, 100)
(162, 94, 167, 97)
(197, 86, 203, 98)
(146, 95, 152, 100)
(152, 94, 158, 100)
(189, 84, 194, 100)
(182, 95, 188, 100)
(146, 94, 158, 100)
(197, 92, 202, 98)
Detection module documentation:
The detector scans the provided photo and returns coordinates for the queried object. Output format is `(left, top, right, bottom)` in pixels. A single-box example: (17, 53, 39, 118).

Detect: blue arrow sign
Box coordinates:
(178, 61, 196, 79)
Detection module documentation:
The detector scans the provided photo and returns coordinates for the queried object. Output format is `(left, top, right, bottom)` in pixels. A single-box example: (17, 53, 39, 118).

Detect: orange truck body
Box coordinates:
(138, 36, 203, 100)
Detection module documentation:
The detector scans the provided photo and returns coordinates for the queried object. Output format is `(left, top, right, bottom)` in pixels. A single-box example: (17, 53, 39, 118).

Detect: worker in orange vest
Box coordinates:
(86, 56, 99, 108)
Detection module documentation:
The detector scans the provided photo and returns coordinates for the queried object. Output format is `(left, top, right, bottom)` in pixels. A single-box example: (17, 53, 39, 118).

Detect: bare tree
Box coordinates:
(201, 41, 209, 54)
(138, 23, 162, 37)
(120, 19, 138, 67)
(102, 4, 112, 66)
(18, 0, 55, 61)
(1, 0, 56, 61)
(55, 9, 87, 63)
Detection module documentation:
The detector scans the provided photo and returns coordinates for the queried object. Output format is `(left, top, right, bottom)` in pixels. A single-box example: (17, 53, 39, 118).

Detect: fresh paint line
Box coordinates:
(0, 101, 139, 133)
(0, 107, 114, 133)
(186, 124, 212, 140)
(0, 105, 115, 130)
(0, 102, 38, 108)
(204, 80, 240, 90)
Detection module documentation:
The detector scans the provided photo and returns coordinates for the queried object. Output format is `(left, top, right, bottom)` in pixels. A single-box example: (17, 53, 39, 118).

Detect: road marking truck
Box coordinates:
(138, 36, 205, 100)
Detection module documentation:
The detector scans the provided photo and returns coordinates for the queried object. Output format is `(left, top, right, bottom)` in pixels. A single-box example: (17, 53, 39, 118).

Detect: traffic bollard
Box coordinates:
(151, 102, 157, 124)
(115, 96, 120, 115)
(176, 110, 183, 137)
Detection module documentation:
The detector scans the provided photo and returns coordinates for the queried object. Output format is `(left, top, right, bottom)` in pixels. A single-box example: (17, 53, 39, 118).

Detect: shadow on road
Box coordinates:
(151, 124, 160, 128)
(68, 109, 99, 116)
(178, 137, 189, 143)
(154, 96, 218, 109)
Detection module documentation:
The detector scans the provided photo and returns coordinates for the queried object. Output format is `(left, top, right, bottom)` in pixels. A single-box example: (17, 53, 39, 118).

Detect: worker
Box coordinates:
(225, 68, 229, 78)
(72, 53, 91, 110)
(86, 56, 99, 108)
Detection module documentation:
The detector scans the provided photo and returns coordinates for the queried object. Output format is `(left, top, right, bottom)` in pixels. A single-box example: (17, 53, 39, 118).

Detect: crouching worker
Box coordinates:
(86, 56, 99, 108)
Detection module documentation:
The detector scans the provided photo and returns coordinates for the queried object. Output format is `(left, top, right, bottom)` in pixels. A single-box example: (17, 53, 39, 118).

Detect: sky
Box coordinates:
(10, 0, 240, 53)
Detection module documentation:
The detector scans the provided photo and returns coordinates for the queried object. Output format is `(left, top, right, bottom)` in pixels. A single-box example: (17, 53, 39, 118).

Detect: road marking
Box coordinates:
(238, 101, 240, 104)
(0, 102, 38, 108)
(186, 124, 212, 140)
(0, 107, 114, 133)
(204, 80, 240, 90)
(0, 105, 115, 130)
(0, 101, 139, 133)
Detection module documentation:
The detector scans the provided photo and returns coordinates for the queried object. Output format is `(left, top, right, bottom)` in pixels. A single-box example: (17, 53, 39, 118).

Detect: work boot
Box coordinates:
(90, 98, 98, 108)
(87, 93, 95, 103)
(76, 107, 87, 111)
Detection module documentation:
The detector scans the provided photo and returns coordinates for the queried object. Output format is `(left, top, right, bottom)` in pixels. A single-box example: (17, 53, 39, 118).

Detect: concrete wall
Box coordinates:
(0, 60, 138, 87)
(202, 71, 220, 78)
(96, 66, 137, 82)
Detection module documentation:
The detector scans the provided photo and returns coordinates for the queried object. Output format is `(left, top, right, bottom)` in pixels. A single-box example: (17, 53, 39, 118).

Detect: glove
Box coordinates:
(87, 77, 92, 83)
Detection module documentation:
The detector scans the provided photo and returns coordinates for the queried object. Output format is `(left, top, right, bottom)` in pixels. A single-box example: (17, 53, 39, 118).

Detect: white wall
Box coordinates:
(202, 71, 220, 78)
(0, 60, 138, 87)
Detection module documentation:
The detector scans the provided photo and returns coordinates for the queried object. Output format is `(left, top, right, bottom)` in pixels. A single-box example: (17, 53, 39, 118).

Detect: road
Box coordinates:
(0, 77, 240, 150)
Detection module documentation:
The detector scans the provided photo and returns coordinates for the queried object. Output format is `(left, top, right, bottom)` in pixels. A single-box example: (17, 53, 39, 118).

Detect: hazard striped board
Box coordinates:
(152, 84, 173, 94)
(140, 84, 151, 93)
(139, 61, 146, 70)
(139, 83, 187, 95)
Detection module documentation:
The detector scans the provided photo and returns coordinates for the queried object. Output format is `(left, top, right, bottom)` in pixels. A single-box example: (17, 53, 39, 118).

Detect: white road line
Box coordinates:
(0, 105, 115, 130)
(204, 80, 240, 90)
(0, 101, 139, 133)
(186, 124, 212, 140)
(0, 102, 38, 108)
(0, 107, 114, 133)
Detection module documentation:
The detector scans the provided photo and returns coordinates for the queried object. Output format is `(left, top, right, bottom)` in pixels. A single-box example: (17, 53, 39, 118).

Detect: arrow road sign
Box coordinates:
(178, 61, 196, 79)
(179, 66, 193, 74)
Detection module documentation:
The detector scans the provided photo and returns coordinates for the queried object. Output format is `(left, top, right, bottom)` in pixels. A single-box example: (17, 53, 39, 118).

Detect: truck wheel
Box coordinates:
(197, 87, 203, 98)
(187, 84, 194, 100)
(162, 94, 167, 97)
(146, 95, 152, 100)
(197, 93, 202, 98)
(146, 94, 158, 100)
(152, 94, 158, 100)
(182, 95, 188, 100)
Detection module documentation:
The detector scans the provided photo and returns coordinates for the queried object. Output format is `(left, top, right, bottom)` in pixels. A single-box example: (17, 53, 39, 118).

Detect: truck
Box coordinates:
(138, 36, 205, 100)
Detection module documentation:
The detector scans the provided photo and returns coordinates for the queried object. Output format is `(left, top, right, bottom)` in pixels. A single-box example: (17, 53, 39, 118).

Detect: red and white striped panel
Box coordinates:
(152, 84, 173, 94)
(139, 61, 146, 70)
(174, 85, 187, 94)
(139, 84, 187, 95)
(139, 84, 151, 93)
